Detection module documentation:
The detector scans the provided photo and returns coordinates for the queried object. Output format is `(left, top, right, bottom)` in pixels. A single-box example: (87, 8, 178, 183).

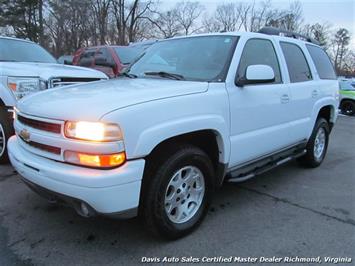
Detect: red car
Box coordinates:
(72, 45, 144, 78)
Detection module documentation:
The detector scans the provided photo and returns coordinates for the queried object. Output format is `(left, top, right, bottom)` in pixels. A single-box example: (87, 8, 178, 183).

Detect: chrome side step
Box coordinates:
(227, 148, 306, 183)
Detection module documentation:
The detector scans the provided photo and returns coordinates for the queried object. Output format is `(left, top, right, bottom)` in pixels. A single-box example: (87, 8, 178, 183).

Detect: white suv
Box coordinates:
(0, 37, 108, 163)
(8, 29, 339, 239)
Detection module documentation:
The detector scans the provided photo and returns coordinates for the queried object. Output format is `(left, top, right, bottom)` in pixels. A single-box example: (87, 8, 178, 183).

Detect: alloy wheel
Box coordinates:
(164, 166, 205, 224)
(0, 124, 5, 157)
(313, 127, 326, 160)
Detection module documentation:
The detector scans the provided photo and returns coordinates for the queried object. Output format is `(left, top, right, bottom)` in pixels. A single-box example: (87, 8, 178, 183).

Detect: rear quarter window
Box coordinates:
(306, 45, 336, 80)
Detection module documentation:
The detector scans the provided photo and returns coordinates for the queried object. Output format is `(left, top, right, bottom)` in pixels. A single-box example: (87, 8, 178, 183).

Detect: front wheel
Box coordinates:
(340, 100, 355, 116)
(141, 145, 214, 239)
(298, 118, 330, 168)
(0, 108, 13, 164)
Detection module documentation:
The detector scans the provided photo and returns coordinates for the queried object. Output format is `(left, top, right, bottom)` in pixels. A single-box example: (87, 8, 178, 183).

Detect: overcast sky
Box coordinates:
(160, 0, 355, 47)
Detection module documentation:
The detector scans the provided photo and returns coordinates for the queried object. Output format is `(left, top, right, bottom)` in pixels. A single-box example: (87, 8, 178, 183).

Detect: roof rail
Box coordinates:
(258, 27, 320, 45)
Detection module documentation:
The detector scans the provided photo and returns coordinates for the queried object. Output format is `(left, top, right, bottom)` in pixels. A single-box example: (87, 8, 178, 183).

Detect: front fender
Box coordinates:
(133, 114, 230, 163)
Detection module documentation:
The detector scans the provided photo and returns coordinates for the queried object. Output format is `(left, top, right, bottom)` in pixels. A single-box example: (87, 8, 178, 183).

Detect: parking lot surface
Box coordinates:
(0, 115, 354, 266)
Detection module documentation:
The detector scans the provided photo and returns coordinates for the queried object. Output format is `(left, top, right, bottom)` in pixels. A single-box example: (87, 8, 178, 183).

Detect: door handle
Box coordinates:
(280, 94, 290, 104)
(312, 90, 318, 98)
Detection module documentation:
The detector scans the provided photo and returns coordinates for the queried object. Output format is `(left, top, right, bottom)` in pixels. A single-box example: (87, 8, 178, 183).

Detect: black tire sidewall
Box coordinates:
(143, 146, 214, 238)
(0, 108, 13, 164)
(306, 118, 330, 166)
(341, 100, 355, 116)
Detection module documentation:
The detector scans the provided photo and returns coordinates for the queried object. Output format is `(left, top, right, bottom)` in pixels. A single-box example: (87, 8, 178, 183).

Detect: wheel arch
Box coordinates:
(317, 105, 335, 123)
(311, 97, 337, 132)
(0, 83, 16, 107)
(144, 129, 228, 188)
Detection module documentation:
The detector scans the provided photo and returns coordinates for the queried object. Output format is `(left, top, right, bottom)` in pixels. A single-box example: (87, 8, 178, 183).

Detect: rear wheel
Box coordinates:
(340, 100, 355, 116)
(298, 118, 329, 168)
(0, 108, 12, 164)
(141, 144, 214, 239)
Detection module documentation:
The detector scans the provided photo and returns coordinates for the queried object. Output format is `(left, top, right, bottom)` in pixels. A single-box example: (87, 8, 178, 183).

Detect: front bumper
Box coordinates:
(8, 136, 145, 217)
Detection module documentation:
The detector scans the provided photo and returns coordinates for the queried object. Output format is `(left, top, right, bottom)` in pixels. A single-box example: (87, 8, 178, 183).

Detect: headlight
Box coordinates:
(7, 77, 47, 99)
(64, 121, 123, 142)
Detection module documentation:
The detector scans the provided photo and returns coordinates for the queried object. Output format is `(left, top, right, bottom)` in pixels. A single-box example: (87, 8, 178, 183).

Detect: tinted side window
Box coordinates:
(95, 48, 114, 66)
(280, 42, 312, 83)
(237, 39, 282, 84)
(306, 45, 336, 80)
(78, 48, 96, 67)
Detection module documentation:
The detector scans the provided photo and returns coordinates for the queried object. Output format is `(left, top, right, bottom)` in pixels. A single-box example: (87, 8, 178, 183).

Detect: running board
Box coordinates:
(227, 146, 306, 183)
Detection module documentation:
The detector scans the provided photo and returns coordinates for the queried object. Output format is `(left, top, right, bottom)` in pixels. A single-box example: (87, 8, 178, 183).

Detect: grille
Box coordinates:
(49, 77, 101, 88)
(19, 137, 61, 155)
(18, 115, 61, 134)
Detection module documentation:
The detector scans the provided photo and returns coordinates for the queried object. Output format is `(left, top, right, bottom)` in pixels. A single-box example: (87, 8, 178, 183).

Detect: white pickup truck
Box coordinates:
(0, 36, 108, 163)
(8, 28, 339, 239)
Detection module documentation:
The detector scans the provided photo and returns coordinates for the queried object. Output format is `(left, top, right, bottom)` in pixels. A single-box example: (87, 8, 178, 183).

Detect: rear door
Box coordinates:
(278, 41, 318, 141)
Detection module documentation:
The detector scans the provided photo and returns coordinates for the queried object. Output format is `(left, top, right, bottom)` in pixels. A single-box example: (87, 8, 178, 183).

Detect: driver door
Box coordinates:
(227, 38, 293, 167)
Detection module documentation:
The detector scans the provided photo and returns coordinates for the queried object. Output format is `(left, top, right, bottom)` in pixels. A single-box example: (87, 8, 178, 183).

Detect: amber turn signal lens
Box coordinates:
(64, 151, 126, 168)
(8, 83, 17, 91)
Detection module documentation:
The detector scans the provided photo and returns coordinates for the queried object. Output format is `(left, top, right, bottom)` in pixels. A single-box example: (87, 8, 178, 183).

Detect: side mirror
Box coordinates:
(236, 64, 275, 86)
(95, 57, 115, 68)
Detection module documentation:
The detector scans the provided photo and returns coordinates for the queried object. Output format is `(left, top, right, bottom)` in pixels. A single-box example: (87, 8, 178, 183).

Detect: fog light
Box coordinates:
(64, 150, 126, 168)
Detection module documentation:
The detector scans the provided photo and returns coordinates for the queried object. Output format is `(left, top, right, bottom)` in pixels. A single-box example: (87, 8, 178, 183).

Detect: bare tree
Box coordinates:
(202, 2, 249, 33)
(302, 22, 330, 48)
(174, 1, 204, 35)
(91, 0, 111, 45)
(0, 0, 46, 44)
(46, 0, 93, 56)
(246, 1, 274, 32)
(215, 3, 240, 32)
(111, 0, 155, 44)
(267, 1, 303, 31)
(332, 28, 351, 73)
(341, 50, 355, 76)
(147, 9, 182, 38)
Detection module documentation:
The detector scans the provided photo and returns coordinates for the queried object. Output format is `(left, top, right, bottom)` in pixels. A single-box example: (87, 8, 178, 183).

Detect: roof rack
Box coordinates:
(258, 27, 320, 45)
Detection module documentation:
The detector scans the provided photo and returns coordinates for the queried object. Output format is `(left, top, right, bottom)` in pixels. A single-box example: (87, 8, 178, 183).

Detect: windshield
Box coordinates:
(0, 38, 57, 63)
(114, 47, 145, 65)
(128, 36, 237, 82)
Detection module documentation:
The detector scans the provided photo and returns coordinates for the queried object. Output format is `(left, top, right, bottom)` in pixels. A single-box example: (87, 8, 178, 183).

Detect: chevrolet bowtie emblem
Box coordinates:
(19, 129, 30, 142)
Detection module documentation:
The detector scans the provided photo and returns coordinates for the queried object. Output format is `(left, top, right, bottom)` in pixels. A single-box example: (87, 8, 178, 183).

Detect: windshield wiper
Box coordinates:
(0, 59, 17, 62)
(118, 72, 138, 78)
(144, 71, 185, 80)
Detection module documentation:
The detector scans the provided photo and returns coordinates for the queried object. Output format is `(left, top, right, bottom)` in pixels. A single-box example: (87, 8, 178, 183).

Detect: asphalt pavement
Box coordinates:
(0, 115, 354, 266)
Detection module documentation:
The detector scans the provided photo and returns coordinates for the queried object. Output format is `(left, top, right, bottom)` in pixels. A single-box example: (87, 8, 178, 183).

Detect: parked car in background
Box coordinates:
(57, 55, 73, 65)
(72, 45, 145, 78)
(129, 39, 158, 50)
(0, 36, 108, 163)
(8, 29, 338, 239)
(339, 79, 355, 116)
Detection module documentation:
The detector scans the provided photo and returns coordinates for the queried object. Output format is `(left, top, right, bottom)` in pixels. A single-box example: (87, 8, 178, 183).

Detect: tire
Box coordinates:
(298, 118, 329, 168)
(141, 144, 214, 239)
(340, 100, 355, 116)
(0, 108, 13, 164)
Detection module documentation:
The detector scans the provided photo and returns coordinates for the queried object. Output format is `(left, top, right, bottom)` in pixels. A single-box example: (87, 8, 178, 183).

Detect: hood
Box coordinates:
(0, 62, 107, 80)
(17, 78, 208, 121)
